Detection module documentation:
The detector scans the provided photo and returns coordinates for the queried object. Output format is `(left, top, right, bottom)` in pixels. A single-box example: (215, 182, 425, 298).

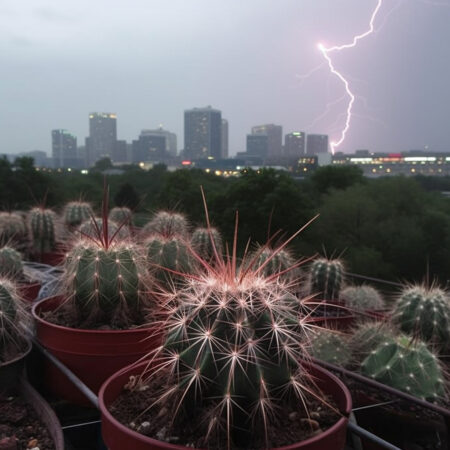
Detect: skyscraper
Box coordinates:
(86, 112, 117, 165)
(140, 126, 177, 156)
(221, 119, 229, 158)
(184, 106, 222, 159)
(306, 134, 329, 155)
(251, 124, 282, 158)
(285, 132, 306, 158)
(246, 134, 268, 158)
(52, 129, 77, 168)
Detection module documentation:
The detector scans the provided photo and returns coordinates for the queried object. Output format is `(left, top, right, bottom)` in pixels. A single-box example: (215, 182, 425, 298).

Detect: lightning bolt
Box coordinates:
(318, 0, 384, 154)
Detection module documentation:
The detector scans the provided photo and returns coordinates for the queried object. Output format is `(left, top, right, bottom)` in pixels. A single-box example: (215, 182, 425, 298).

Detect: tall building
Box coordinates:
(251, 124, 282, 158)
(86, 112, 117, 165)
(184, 106, 222, 159)
(285, 132, 306, 158)
(132, 134, 167, 162)
(52, 129, 77, 168)
(306, 134, 329, 155)
(246, 134, 268, 158)
(140, 126, 177, 156)
(221, 119, 229, 158)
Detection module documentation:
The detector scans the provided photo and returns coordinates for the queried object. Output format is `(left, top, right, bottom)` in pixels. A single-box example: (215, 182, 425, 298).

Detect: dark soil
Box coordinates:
(0, 338, 28, 364)
(0, 389, 54, 450)
(109, 373, 342, 449)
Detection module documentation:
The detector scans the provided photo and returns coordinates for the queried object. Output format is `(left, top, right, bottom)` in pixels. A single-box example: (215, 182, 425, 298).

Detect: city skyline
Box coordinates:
(1, 1, 450, 155)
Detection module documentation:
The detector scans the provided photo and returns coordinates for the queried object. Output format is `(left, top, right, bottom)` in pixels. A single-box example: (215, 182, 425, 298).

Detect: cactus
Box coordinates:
(349, 321, 396, 362)
(109, 207, 132, 225)
(28, 207, 59, 254)
(361, 335, 445, 401)
(191, 227, 223, 261)
(144, 234, 194, 288)
(0, 246, 24, 280)
(143, 211, 189, 239)
(391, 285, 450, 350)
(308, 257, 344, 301)
(79, 218, 131, 240)
(0, 212, 28, 247)
(0, 278, 26, 362)
(63, 201, 94, 228)
(340, 285, 385, 312)
(310, 330, 351, 366)
(137, 234, 321, 448)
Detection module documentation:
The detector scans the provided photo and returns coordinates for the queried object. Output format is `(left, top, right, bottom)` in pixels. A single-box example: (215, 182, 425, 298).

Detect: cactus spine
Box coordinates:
(143, 211, 189, 239)
(308, 258, 344, 300)
(340, 285, 385, 312)
(191, 227, 223, 261)
(252, 246, 297, 282)
(0, 212, 28, 247)
(392, 285, 450, 350)
(361, 335, 445, 400)
(0, 246, 24, 280)
(63, 201, 94, 228)
(28, 207, 58, 254)
(79, 218, 130, 240)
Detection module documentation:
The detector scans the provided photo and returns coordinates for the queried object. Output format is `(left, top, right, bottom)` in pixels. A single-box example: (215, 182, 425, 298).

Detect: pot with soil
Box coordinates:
(99, 235, 352, 449)
(32, 208, 162, 404)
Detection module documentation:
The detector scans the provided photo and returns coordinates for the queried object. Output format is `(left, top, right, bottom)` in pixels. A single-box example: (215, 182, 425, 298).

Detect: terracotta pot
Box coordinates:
(19, 378, 65, 450)
(32, 296, 162, 405)
(19, 281, 42, 303)
(0, 339, 32, 391)
(99, 361, 352, 450)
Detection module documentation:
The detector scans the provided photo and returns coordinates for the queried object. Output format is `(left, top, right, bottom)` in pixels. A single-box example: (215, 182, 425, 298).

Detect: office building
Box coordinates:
(221, 119, 229, 158)
(184, 106, 222, 159)
(52, 129, 77, 168)
(140, 127, 177, 156)
(246, 134, 268, 158)
(306, 134, 328, 155)
(285, 132, 306, 158)
(86, 112, 117, 165)
(251, 124, 282, 158)
(132, 134, 167, 162)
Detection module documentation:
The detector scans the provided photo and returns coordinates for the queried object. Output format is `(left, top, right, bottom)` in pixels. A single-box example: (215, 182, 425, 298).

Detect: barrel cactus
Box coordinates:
(28, 207, 59, 254)
(340, 285, 385, 312)
(392, 285, 450, 351)
(143, 211, 189, 239)
(310, 330, 351, 366)
(136, 241, 320, 448)
(63, 201, 94, 228)
(144, 234, 194, 288)
(109, 207, 132, 225)
(191, 227, 223, 261)
(0, 212, 28, 247)
(79, 217, 131, 240)
(251, 245, 299, 283)
(308, 257, 344, 301)
(361, 335, 446, 401)
(0, 246, 24, 280)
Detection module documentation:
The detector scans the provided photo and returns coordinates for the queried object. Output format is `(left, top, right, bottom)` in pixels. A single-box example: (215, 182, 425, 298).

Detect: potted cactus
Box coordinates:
(0, 211, 28, 252)
(190, 226, 223, 262)
(99, 222, 352, 449)
(63, 200, 94, 230)
(109, 206, 133, 226)
(339, 285, 386, 320)
(142, 210, 190, 239)
(32, 190, 161, 404)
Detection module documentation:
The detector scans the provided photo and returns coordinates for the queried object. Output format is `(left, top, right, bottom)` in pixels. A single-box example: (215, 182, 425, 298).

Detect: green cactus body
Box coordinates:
(0, 247, 24, 279)
(350, 321, 396, 362)
(340, 285, 385, 312)
(310, 330, 351, 366)
(143, 211, 188, 238)
(63, 202, 94, 228)
(64, 239, 149, 326)
(109, 207, 132, 225)
(191, 227, 223, 261)
(0, 278, 21, 361)
(361, 335, 445, 400)
(0, 212, 28, 246)
(392, 286, 450, 350)
(28, 208, 58, 254)
(79, 218, 130, 240)
(155, 269, 313, 446)
(309, 258, 344, 300)
(253, 247, 297, 282)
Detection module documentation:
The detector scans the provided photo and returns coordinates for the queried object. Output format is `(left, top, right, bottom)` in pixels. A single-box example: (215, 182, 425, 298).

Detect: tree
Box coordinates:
(114, 183, 140, 209)
(309, 165, 365, 194)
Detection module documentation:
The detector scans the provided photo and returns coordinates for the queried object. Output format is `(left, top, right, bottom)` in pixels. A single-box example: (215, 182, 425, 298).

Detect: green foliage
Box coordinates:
(114, 183, 140, 209)
(392, 285, 450, 350)
(340, 285, 385, 311)
(143, 211, 189, 239)
(309, 165, 365, 194)
(0, 247, 24, 280)
(28, 207, 58, 254)
(308, 258, 344, 300)
(361, 335, 445, 400)
(191, 227, 223, 261)
(0, 212, 27, 247)
(310, 330, 351, 366)
(63, 201, 94, 228)
(109, 206, 133, 225)
(63, 239, 151, 327)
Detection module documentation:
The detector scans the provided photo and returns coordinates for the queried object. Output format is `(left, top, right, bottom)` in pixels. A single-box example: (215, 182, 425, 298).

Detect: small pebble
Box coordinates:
(157, 407, 168, 418)
(300, 418, 320, 430)
(27, 439, 38, 449)
(288, 412, 298, 421)
(138, 421, 150, 432)
(129, 422, 136, 429)
(310, 412, 320, 420)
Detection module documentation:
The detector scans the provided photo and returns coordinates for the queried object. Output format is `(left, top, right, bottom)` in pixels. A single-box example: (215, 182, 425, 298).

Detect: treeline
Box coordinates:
(2, 156, 450, 285)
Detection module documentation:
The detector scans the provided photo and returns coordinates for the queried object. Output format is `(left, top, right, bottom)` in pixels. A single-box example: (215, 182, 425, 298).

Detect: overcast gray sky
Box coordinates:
(1, 0, 449, 156)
